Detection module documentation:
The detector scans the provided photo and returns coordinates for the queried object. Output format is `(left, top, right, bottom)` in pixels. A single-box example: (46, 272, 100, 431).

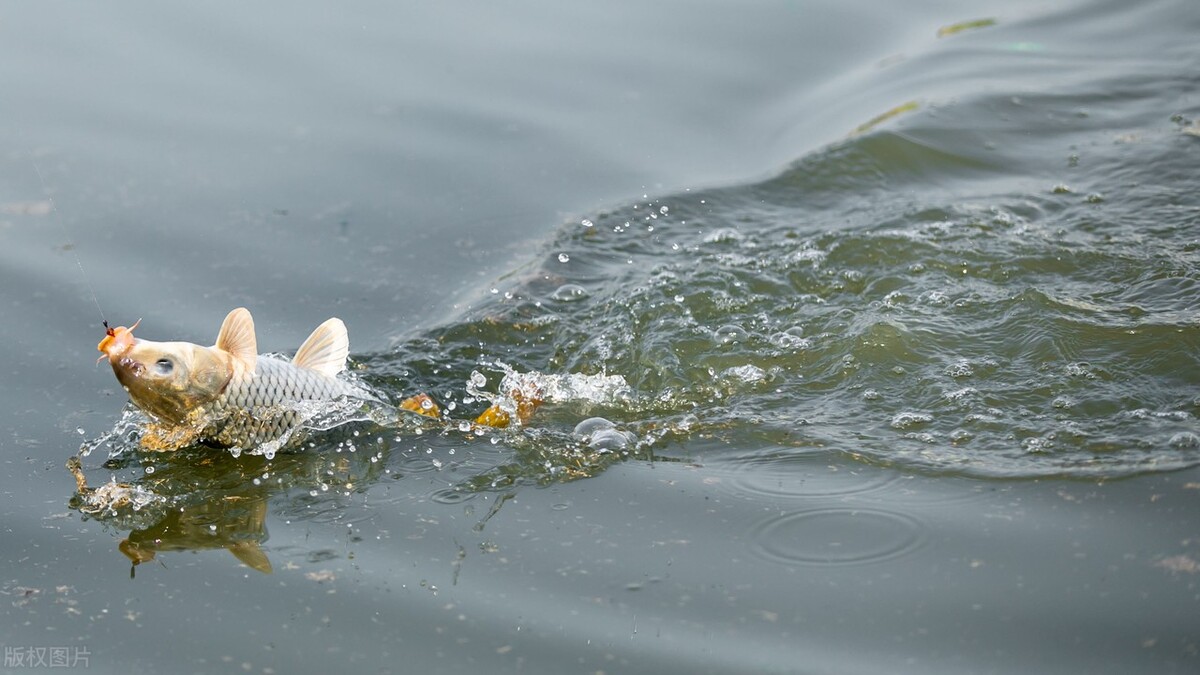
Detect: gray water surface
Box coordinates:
(3, 1, 1199, 674)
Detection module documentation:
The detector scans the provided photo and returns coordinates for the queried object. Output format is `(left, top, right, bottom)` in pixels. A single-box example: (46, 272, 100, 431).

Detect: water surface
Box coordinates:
(2, 1, 1199, 673)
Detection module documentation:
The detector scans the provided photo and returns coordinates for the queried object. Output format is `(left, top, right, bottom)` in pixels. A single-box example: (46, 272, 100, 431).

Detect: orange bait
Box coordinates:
(97, 319, 140, 364)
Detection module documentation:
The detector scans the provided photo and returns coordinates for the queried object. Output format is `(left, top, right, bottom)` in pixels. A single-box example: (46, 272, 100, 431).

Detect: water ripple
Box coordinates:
(715, 450, 901, 501)
(749, 508, 926, 567)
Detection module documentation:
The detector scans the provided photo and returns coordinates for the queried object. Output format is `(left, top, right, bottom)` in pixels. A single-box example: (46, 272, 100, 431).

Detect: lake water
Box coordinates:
(2, 1, 1199, 673)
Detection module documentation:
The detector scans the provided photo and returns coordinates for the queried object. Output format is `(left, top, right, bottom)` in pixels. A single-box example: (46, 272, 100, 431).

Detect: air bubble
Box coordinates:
(890, 412, 933, 429)
(715, 325, 748, 345)
(587, 428, 637, 452)
(574, 417, 616, 437)
(551, 284, 589, 302)
(573, 417, 636, 453)
(1169, 432, 1200, 448)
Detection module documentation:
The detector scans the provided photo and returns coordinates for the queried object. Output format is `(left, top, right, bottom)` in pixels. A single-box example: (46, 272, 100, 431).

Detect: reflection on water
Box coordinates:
(68, 380, 659, 570)
(120, 491, 273, 575)
(69, 425, 392, 573)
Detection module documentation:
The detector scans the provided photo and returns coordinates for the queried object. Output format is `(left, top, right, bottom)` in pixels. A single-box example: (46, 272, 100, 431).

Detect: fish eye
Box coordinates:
(154, 358, 174, 375)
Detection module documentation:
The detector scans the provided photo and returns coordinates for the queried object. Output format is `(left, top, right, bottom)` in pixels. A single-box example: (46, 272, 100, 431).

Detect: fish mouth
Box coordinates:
(97, 320, 141, 363)
(117, 357, 146, 377)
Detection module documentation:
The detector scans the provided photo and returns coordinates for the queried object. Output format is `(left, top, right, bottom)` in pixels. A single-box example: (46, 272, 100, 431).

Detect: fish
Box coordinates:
(98, 307, 376, 450)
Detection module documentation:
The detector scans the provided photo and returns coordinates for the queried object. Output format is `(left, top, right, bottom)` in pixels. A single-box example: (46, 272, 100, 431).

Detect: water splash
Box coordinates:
(465, 360, 633, 425)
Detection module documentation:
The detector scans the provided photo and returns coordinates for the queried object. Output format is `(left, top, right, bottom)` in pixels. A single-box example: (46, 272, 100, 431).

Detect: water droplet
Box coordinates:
(144, 465, 155, 475)
(581, 219, 593, 228)
(674, 294, 685, 303)
(557, 252, 570, 263)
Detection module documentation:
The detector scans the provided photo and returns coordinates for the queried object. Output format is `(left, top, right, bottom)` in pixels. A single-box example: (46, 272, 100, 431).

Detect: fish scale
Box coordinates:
(207, 356, 371, 448)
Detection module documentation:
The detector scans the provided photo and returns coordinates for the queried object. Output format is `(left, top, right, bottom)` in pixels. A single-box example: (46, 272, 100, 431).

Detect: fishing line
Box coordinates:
(32, 160, 108, 327)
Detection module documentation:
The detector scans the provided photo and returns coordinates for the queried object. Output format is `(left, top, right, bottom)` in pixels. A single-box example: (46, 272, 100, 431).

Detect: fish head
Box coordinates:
(102, 336, 233, 425)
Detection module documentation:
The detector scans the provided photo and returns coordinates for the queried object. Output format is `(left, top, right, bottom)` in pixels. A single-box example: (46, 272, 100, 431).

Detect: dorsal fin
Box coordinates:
(293, 318, 348, 377)
(215, 307, 258, 371)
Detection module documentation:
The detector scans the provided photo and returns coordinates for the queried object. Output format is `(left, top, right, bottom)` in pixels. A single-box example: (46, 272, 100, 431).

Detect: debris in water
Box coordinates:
(936, 18, 997, 38)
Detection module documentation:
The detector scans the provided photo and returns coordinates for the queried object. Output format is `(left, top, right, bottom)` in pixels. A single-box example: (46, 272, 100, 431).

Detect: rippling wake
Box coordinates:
(77, 47, 1200, 544)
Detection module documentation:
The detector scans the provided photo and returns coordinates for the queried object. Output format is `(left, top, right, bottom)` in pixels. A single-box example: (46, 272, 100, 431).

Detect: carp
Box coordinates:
(98, 307, 375, 450)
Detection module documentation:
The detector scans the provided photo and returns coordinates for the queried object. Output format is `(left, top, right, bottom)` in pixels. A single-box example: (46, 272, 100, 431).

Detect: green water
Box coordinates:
(2, 0, 1199, 673)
